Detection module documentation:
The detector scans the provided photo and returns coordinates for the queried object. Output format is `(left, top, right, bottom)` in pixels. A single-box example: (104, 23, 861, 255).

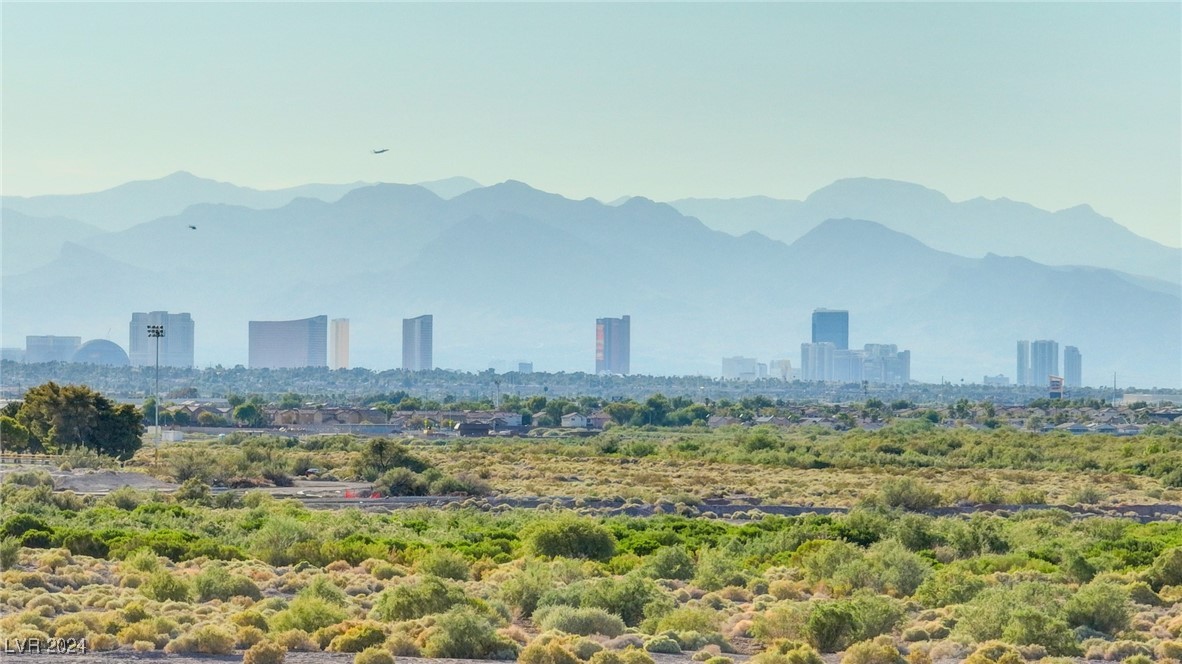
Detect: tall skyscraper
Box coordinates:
(1030, 339, 1059, 388)
(1016, 340, 1031, 386)
(721, 356, 759, 380)
(329, 318, 350, 370)
(402, 315, 433, 371)
(25, 336, 81, 363)
(595, 315, 631, 374)
(129, 312, 195, 368)
(1064, 346, 1082, 388)
(812, 309, 849, 350)
(248, 315, 328, 369)
(800, 342, 836, 381)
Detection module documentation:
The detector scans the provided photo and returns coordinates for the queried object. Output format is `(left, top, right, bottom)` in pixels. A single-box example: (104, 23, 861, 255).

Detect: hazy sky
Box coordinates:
(4, 3, 1180, 246)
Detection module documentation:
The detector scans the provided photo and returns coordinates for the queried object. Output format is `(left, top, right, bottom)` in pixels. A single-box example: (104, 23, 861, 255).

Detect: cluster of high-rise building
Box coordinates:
(1016, 339, 1082, 388)
(248, 314, 433, 371)
(799, 309, 911, 384)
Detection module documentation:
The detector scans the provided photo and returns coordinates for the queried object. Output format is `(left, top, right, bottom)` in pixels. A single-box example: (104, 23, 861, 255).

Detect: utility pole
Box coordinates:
(147, 324, 165, 464)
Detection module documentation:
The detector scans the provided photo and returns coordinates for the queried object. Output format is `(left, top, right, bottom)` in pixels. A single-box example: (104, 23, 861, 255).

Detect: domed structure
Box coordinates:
(72, 339, 130, 366)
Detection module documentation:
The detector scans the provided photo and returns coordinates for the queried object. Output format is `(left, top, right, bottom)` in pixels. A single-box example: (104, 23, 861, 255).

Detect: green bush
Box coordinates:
(270, 596, 348, 633)
(141, 570, 192, 602)
(644, 635, 681, 654)
(749, 640, 825, 664)
(536, 606, 627, 637)
(525, 517, 617, 561)
(194, 563, 262, 601)
(370, 576, 468, 621)
(417, 549, 471, 580)
(804, 603, 860, 653)
(999, 608, 1076, 656)
(1150, 547, 1182, 588)
(354, 646, 395, 664)
(879, 478, 942, 511)
(421, 607, 517, 659)
(0, 538, 19, 569)
(499, 562, 554, 617)
(840, 637, 904, 664)
(913, 566, 985, 607)
(520, 639, 581, 664)
(1063, 580, 1130, 634)
(643, 546, 695, 580)
(299, 575, 348, 606)
(243, 640, 287, 664)
(328, 622, 387, 653)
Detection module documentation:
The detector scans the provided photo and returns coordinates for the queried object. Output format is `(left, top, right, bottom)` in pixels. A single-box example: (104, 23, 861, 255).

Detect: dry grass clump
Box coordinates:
(243, 639, 288, 664)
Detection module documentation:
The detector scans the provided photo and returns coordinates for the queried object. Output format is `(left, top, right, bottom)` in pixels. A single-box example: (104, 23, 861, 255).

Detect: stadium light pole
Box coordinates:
(147, 324, 165, 464)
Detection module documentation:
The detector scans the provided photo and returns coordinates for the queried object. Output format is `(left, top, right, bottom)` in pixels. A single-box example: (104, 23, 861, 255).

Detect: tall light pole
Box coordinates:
(147, 324, 165, 464)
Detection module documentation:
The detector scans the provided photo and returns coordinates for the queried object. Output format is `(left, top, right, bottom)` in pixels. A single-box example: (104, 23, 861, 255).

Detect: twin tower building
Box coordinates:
(248, 315, 433, 371)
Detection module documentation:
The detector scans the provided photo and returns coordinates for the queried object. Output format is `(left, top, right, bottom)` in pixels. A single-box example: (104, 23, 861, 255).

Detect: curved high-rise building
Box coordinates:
(248, 315, 328, 369)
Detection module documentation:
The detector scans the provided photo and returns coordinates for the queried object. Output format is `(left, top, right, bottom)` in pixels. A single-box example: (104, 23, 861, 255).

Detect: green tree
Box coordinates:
(15, 382, 143, 459)
(233, 403, 266, 427)
(278, 392, 303, 409)
(0, 416, 31, 452)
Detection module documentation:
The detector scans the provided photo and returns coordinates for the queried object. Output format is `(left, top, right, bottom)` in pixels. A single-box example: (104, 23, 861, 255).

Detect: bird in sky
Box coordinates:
(188, 225, 197, 230)
(372, 148, 389, 154)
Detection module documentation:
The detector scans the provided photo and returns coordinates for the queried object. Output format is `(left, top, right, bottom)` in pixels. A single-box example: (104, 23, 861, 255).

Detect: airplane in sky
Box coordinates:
(372, 148, 389, 154)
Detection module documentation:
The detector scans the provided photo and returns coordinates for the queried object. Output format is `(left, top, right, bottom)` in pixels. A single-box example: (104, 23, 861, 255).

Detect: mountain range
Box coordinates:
(2, 174, 1179, 386)
(671, 178, 1181, 285)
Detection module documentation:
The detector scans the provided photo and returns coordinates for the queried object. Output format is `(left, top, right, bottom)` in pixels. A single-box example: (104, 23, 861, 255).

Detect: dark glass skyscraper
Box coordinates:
(811, 309, 849, 350)
(595, 315, 630, 375)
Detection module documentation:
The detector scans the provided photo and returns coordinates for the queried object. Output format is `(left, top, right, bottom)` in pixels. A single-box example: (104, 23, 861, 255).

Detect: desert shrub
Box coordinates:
(124, 547, 160, 573)
(859, 540, 932, 597)
(118, 621, 165, 647)
(913, 566, 985, 607)
(166, 623, 235, 655)
(963, 641, 1024, 664)
(499, 561, 554, 617)
(237, 625, 267, 649)
(537, 574, 664, 627)
(195, 563, 262, 601)
(525, 517, 616, 561)
(1066, 486, 1105, 505)
(1156, 641, 1182, 660)
(999, 608, 1076, 656)
(749, 640, 825, 664)
(841, 636, 905, 664)
(954, 583, 1063, 644)
(1063, 580, 1130, 634)
(1122, 656, 1152, 664)
(354, 646, 395, 664)
(620, 648, 657, 664)
(694, 545, 750, 591)
(644, 635, 681, 654)
(1150, 547, 1182, 589)
(133, 640, 155, 652)
(329, 622, 388, 652)
(804, 602, 859, 653)
(0, 539, 19, 569)
(223, 609, 261, 630)
(299, 575, 348, 606)
(243, 640, 287, 664)
(370, 576, 468, 621)
(519, 637, 581, 664)
(374, 468, 427, 496)
(648, 606, 720, 635)
(274, 629, 319, 652)
(589, 651, 626, 664)
(253, 517, 316, 566)
(270, 596, 348, 633)
(643, 546, 695, 580)
(421, 606, 517, 659)
(141, 570, 191, 602)
(879, 478, 942, 511)
(417, 549, 471, 581)
(536, 606, 627, 637)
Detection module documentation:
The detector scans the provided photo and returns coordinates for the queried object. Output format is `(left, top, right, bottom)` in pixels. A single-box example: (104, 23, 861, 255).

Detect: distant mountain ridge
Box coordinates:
(670, 178, 1182, 284)
(1, 172, 483, 232)
(3, 178, 1178, 386)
